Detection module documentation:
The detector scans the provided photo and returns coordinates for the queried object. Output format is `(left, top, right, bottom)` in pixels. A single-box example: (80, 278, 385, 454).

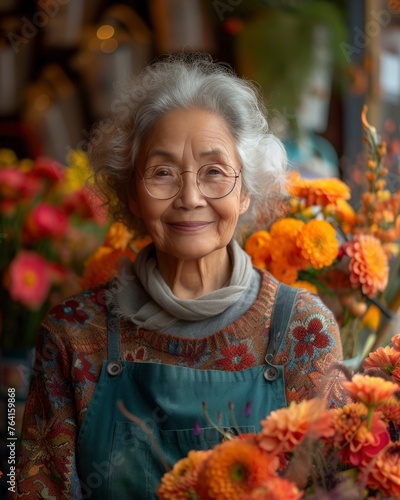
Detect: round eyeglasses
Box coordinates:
(140, 164, 241, 200)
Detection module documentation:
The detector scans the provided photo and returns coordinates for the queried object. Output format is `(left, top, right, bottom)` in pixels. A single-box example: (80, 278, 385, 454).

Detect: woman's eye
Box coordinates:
(203, 165, 226, 177)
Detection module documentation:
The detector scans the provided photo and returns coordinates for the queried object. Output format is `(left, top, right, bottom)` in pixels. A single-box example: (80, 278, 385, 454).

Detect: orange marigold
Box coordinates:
(270, 218, 308, 270)
(195, 439, 279, 500)
(257, 399, 332, 455)
(269, 259, 299, 285)
(342, 374, 399, 408)
(296, 220, 339, 269)
(288, 176, 350, 207)
(158, 450, 211, 500)
(103, 222, 134, 249)
(244, 230, 271, 268)
(362, 345, 400, 376)
(366, 442, 400, 498)
(242, 477, 303, 500)
(79, 245, 137, 289)
(343, 234, 389, 297)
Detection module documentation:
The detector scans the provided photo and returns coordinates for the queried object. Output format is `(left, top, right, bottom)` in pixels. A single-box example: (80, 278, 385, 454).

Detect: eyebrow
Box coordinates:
(147, 148, 230, 162)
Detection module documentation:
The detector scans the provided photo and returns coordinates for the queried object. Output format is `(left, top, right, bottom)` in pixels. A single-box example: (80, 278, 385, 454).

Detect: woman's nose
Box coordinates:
(174, 171, 207, 207)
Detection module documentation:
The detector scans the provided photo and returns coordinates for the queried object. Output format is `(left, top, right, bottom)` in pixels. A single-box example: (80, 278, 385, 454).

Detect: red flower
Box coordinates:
(24, 202, 69, 242)
(0, 167, 40, 201)
(7, 251, 52, 309)
(216, 343, 256, 371)
(30, 156, 65, 183)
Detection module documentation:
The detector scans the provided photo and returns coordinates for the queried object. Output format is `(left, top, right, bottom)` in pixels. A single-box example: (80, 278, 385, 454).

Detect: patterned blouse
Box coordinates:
(14, 269, 347, 498)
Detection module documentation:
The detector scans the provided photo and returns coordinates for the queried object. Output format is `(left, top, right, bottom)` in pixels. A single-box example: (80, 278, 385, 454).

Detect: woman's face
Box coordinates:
(129, 108, 250, 262)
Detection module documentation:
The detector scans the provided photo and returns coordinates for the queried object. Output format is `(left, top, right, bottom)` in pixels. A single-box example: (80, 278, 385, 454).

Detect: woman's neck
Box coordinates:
(156, 247, 232, 299)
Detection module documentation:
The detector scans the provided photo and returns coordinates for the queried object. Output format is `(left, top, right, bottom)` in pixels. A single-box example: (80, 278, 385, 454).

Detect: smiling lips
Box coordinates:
(168, 221, 211, 231)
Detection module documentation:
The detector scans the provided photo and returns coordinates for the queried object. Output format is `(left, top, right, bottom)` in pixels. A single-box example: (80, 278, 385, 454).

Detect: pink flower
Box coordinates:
(24, 203, 69, 242)
(7, 251, 52, 309)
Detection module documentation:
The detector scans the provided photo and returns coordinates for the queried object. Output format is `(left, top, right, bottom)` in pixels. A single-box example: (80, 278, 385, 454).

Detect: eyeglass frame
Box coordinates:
(137, 163, 242, 200)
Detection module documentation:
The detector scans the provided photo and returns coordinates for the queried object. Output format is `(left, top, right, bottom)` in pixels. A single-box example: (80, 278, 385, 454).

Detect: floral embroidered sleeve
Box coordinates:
(14, 326, 83, 499)
(276, 289, 348, 409)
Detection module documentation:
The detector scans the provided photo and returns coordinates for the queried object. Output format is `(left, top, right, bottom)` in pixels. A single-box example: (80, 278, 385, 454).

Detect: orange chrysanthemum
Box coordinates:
(288, 176, 351, 207)
(362, 345, 400, 375)
(157, 450, 211, 500)
(343, 234, 389, 297)
(328, 402, 390, 467)
(244, 230, 271, 268)
(257, 399, 332, 455)
(195, 439, 279, 500)
(342, 374, 399, 408)
(270, 218, 308, 269)
(296, 220, 339, 269)
(366, 442, 400, 498)
(79, 245, 137, 289)
(242, 477, 303, 500)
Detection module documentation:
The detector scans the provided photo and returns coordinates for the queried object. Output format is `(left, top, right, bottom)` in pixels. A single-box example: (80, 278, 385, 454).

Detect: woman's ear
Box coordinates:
(239, 192, 251, 215)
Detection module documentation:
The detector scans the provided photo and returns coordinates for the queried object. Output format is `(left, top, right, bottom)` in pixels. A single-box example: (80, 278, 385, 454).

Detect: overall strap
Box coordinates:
(106, 308, 123, 376)
(264, 283, 298, 381)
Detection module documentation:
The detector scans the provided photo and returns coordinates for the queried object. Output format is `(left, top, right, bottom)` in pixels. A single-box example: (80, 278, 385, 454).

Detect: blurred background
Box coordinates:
(1, 0, 400, 183)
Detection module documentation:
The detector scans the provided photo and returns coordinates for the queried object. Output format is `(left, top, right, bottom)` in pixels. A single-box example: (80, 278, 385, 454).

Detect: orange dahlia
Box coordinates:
(257, 399, 332, 455)
(242, 477, 303, 500)
(296, 219, 339, 269)
(366, 442, 400, 498)
(288, 176, 350, 207)
(195, 438, 279, 500)
(343, 234, 389, 297)
(362, 345, 400, 375)
(244, 230, 271, 268)
(380, 396, 400, 425)
(157, 449, 211, 500)
(342, 374, 399, 408)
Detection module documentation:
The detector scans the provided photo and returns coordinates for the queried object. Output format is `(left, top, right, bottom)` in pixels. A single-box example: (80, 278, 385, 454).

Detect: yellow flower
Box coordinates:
(344, 234, 389, 297)
(64, 150, 91, 193)
(195, 439, 279, 500)
(360, 305, 381, 331)
(0, 148, 18, 167)
(342, 374, 399, 408)
(296, 220, 339, 269)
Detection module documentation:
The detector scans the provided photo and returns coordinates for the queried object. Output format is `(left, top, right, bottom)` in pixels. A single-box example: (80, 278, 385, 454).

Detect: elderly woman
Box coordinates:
(15, 55, 345, 499)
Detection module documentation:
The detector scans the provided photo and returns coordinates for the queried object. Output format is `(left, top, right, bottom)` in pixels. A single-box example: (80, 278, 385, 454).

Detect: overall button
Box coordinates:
(107, 361, 123, 376)
(264, 367, 278, 381)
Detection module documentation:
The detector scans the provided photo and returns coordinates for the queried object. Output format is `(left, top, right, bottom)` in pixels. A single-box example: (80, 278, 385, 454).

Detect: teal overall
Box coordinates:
(76, 285, 297, 499)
